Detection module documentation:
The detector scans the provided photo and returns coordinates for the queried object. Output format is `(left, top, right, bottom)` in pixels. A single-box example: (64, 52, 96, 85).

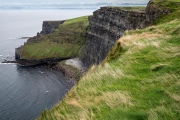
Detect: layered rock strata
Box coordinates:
(81, 7, 146, 66)
(81, 1, 170, 66)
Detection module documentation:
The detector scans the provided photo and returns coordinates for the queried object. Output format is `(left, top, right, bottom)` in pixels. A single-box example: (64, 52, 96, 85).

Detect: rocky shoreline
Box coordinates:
(2, 57, 87, 82)
(15, 57, 72, 66)
(14, 48, 85, 81)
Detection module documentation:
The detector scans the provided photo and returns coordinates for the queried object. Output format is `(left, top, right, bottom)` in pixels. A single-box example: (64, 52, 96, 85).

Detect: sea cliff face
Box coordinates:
(81, 1, 170, 66)
(81, 7, 146, 66)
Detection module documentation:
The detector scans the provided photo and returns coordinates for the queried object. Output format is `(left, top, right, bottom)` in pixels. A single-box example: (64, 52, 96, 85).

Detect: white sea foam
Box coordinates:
(65, 58, 87, 72)
(0, 55, 3, 57)
(0, 63, 14, 65)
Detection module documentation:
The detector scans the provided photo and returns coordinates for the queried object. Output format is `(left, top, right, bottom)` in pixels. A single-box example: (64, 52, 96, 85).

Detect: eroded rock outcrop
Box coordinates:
(145, 1, 170, 25)
(41, 21, 65, 34)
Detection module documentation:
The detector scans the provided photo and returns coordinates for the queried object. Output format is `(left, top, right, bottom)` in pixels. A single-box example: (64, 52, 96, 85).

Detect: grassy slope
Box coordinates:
(38, 1, 180, 120)
(20, 16, 88, 60)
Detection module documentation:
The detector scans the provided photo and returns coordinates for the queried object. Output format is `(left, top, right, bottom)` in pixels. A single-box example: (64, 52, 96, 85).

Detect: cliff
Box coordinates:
(15, 16, 88, 65)
(81, 7, 146, 66)
(38, 1, 180, 119)
(81, 1, 170, 66)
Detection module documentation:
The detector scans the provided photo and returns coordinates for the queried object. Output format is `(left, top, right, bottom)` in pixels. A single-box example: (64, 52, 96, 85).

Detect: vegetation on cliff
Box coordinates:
(110, 6, 146, 11)
(151, 0, 180, 25)
(19, 16, 88, 60)
(152, 0, 180, 11)
(38, 1, 180, 120)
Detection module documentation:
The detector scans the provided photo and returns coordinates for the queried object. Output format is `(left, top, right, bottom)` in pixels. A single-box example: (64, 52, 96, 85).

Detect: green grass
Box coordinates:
(38, 20, 180, 118)
(20, 41, 81, 60)
(37, 1, 180, 120)
(19, 16, 89, 60)
(62, 16, 89, 26)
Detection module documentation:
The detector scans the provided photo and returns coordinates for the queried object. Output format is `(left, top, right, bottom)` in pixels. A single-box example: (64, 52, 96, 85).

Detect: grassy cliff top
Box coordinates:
(38, 0, 180, 120)
(19, 16, 88, 60)
(110, 6, 146, 11)
(152, 0, 180, 12)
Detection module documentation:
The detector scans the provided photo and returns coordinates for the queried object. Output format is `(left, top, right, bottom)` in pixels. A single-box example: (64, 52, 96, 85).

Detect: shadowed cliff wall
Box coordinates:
(41, 21, 65, 34)
(81, 1, 170, 66)
(81, 7, 146, 66)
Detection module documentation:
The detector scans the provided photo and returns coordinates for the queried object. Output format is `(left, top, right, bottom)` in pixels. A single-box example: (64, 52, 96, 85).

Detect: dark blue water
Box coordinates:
(0, 10, 93, 120)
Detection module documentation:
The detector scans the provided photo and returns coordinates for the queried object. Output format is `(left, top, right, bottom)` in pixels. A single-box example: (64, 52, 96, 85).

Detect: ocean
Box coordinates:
(0, 9, 93, 120)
